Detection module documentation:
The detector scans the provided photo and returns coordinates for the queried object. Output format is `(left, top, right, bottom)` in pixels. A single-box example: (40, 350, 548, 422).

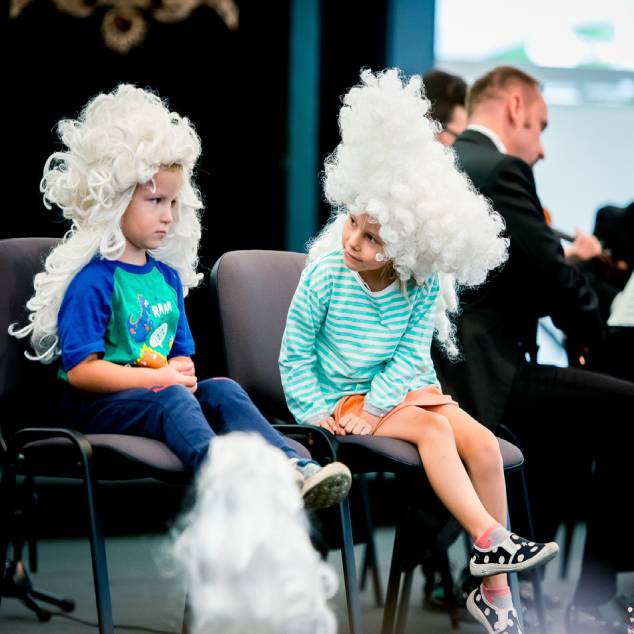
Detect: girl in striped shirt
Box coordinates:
(279, 69, 558, 633)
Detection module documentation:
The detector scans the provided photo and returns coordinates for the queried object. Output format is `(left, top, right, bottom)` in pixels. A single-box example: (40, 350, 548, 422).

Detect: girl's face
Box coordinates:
(342, 212, 387, 276)
(120, 166, 182, 265)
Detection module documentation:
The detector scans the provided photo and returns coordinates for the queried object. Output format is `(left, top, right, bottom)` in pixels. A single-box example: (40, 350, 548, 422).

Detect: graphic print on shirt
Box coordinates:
(125, 293, 172, 368)
(108, 267, 180, 370)
(128, 294, 155, 342)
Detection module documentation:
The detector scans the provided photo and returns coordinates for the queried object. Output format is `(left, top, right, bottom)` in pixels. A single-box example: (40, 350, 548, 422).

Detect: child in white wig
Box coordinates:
(10, 84, 351, 510)
(173, 432, 338, 634)
(279, 69, 559, 633)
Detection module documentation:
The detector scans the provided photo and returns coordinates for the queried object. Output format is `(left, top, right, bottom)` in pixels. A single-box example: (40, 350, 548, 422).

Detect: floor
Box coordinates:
(2, 519, 632, 634)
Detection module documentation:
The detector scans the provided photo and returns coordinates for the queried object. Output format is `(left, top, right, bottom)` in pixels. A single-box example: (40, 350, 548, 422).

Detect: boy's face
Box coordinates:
(341, 213, 386, 274)
(120, 166, 182, 265)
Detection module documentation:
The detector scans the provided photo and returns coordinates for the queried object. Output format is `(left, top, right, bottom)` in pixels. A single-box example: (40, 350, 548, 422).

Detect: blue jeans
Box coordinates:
(59, 377, 300, 471)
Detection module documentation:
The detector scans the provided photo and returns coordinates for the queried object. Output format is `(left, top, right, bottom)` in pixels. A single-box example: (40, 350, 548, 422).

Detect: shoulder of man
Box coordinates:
(454, 131, 535, 195)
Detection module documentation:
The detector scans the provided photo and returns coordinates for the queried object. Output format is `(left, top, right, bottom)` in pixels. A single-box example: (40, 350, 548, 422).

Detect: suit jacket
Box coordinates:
(441, 129, 603, 426)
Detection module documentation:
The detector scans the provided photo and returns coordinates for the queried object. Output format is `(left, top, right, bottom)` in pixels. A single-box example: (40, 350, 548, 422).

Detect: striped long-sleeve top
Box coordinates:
(279, 249, 440, 425)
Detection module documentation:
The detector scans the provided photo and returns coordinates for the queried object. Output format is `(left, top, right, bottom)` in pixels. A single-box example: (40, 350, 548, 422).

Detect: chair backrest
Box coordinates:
(211, 250, 306, 420)
(0, 238, 61, 443)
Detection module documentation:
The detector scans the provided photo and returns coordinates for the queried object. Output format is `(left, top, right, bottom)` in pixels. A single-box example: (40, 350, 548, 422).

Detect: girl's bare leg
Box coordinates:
(427, 404, 509, 589)
(373, 406, 497, 540)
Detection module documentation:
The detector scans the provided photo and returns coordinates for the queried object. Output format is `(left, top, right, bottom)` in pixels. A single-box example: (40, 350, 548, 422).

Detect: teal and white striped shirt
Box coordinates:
(279, 249, 440, 425)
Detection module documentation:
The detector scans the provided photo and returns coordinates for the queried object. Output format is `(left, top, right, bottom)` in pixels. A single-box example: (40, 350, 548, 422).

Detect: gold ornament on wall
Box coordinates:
(10, 0, 239, 55)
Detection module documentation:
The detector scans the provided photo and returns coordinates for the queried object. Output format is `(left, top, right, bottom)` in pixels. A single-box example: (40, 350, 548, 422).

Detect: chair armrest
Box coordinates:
(8, 427, 93, 464)
(271, 422, 339, 462)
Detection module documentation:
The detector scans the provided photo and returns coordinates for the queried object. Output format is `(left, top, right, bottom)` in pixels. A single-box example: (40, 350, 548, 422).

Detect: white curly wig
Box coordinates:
(308, 68, 508, 356)
(172, 433, 338, 634)
(10, 83, 204, 363)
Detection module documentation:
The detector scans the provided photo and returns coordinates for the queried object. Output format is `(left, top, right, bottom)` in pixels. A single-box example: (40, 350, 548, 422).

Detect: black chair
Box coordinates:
(211, 250, 537, 634)
(0, 238, 311, 634)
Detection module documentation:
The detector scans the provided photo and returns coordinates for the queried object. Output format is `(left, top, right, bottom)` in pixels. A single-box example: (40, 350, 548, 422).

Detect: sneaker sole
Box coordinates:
(302, 470, 352, 510)
(466, 591, 500, 634)
(470, 542, 559, 577)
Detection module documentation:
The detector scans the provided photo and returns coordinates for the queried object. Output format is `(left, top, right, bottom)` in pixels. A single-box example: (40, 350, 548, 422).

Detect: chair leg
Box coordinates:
(24, 473, 38, 573)
(78, 453, 114, 634)
(506, 511, 527, 633)
(558, 519, 575, 580)
(181, 591, 191, 634)
(381, 522, 406, 634)
(338, 496, 364, 634)
(394, 567, 414, 634)
(357, 474, 384, 606)
(518, 464, 547, 633)
(0, 459, 17, 609)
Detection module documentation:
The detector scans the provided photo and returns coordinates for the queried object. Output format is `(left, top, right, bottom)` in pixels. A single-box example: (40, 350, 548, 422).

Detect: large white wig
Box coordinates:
(10, 83, 204, 363)
(308, 69, 508, 356)
(172, 433, 338, 634)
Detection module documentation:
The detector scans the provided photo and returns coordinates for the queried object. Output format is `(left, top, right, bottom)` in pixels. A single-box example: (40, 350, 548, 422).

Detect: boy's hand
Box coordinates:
(169, 357, 195, 375)
(315, 416, 345, 436)
(167, 357, 197, 393)
(157, 362, 197, 393)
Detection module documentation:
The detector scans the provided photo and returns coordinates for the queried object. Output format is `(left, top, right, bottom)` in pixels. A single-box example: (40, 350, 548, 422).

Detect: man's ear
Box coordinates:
(506, 91, 523, 128)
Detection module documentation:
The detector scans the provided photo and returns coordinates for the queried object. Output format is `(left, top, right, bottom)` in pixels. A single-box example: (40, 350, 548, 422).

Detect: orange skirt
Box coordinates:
(332, 386, 457, 434)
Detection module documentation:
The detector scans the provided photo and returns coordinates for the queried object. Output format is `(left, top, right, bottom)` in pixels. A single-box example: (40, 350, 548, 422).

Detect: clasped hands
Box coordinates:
(315, 411, 380, 436)
(162, 357, 197, 393)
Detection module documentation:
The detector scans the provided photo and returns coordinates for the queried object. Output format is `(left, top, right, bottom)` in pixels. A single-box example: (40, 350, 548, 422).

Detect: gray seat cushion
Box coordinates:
(336, 436, 523, 474)
(21, 434, 311, 483)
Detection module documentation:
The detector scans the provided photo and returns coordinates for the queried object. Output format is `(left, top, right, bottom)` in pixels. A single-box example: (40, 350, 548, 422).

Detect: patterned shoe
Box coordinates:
(470, 532, 559, 577)
(467, 585, 522, 633)
(295, 461, 352, 510)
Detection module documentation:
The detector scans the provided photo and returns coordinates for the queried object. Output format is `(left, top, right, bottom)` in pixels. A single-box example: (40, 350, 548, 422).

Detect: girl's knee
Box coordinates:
(416, 410, 453, 440)
(468, 426, 503, 472)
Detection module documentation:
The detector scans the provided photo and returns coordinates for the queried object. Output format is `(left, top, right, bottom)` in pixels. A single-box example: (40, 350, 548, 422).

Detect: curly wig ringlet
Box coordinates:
(308, 68, 509, 356)
(172, 433, 338, 634)
(10, 84, 204, 364)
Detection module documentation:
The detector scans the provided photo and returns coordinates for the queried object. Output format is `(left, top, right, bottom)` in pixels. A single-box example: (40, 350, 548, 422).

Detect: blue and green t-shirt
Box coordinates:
(57, 255, 195, 379)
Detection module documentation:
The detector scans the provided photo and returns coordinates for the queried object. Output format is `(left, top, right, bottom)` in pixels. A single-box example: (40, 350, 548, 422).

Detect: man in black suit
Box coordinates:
(449, 66, 634, 633)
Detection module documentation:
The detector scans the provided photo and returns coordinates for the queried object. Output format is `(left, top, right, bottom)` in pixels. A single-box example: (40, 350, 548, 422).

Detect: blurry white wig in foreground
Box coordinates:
(172, 433, 338, 634)
(308, 68, 509, 356)
(10, 84, 203, 363)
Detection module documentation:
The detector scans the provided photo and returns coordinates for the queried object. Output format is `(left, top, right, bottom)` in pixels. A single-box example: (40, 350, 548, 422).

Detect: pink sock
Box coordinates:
(482, 585, 511, 603)
(475, 523, 504, 549)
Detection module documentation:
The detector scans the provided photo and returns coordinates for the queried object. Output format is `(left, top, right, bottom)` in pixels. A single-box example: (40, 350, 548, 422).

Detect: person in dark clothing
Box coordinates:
(448, 65, 634, 633)
(423, 69, 468, 146)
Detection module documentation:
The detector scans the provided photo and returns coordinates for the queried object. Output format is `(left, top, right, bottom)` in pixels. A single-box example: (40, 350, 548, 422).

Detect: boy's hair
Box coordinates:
(10, 84, 203, 364)
(422, 69, 467, 128)
(172, 433, 338, 634)
(308, 69, 508, 357)
(467, 66, 541, 116)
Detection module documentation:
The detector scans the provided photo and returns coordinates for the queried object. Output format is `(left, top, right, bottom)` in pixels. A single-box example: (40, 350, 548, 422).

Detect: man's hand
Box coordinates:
(564, 229, 602, 261)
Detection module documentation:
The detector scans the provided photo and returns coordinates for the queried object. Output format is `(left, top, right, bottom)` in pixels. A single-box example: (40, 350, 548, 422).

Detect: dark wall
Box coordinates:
(318, 0, 389, 226)
(5, 2, 291, 377)
(6, 2, 290, 257)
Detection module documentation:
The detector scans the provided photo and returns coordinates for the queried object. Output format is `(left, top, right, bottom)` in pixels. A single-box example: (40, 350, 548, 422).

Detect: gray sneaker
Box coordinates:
(292, 460, 352, 510)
